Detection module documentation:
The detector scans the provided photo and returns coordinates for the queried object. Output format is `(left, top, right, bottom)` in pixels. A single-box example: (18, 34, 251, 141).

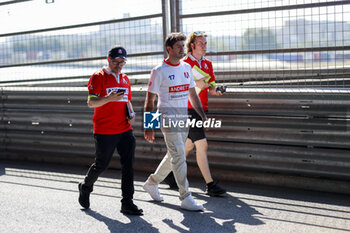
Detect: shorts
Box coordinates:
(187, 108, 208, 142)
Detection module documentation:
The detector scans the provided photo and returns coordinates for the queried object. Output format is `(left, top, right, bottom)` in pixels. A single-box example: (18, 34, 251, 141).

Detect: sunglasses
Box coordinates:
(110, 59, 126, 66)
(190, 31, 207, 42)
(193, 31, 206, 35)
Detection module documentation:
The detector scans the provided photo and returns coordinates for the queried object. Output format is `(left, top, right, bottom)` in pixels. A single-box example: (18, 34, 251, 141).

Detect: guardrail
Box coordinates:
(1, 88, 349, 193)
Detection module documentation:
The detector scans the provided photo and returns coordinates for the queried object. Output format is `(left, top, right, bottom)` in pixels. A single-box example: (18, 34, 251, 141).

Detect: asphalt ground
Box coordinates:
(0, 160, 349, 233)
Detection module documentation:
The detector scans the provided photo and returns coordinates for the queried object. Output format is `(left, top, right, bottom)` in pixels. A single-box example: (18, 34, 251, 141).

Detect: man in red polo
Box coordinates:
(78, 45, 142, 215)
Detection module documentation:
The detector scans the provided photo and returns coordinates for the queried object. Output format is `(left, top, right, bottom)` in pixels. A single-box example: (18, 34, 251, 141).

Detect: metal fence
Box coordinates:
(0, 0, 349, 193)
(176, 0, 350, 88)
(0, 0, 165, 89)
(1, 0, 350, 89)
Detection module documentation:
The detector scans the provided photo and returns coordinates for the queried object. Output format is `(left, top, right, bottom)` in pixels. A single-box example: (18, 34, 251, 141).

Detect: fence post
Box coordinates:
(169, 0, 178, 33)
(162, 0, 170, 57)
(162, 0, 181, 56)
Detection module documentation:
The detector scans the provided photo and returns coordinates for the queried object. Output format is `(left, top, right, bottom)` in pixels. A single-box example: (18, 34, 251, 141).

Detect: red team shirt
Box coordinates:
(88, 68, 132, 135)
(183, 55, 216, 111)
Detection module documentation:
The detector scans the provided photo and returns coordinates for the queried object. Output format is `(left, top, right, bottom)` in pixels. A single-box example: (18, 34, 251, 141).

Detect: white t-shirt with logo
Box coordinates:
(148, 59, 195, 120)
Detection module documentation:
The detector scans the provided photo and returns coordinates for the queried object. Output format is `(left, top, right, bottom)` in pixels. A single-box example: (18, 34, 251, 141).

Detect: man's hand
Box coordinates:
(212, 90, 223, 96)
(107, 90, 125, 102)
(127, 115, 135, 125)
(209, 87, 223, 96)
(144, 129, 155, 143)
(196, 79, 210, 90)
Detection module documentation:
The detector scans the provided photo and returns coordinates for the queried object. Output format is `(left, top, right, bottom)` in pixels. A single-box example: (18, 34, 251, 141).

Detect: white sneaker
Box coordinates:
(143, 181, 164, 202)
(180, 195, 204, 211)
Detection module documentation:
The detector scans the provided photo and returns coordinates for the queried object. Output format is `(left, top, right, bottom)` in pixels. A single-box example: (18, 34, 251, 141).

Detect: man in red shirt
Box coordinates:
(78, 45, 142, 215)
(165, 32, 226, 197)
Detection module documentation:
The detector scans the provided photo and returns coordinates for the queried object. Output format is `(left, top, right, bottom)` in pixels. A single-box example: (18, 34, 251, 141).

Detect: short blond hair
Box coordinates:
(186, 31, 207, 54)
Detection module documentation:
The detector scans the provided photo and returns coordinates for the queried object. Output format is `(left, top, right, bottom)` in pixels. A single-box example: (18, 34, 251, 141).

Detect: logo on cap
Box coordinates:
(108, 46, 127, 59)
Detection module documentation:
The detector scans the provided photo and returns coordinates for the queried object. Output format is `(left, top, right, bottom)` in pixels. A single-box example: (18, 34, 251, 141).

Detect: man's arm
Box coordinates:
(144, 92, 157, 143)
(87, 91, 124, 108)
(188, 87, 207, 121)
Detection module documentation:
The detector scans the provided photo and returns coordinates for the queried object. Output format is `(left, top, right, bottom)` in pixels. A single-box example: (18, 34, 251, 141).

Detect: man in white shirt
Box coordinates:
(143, 32, 206, 211)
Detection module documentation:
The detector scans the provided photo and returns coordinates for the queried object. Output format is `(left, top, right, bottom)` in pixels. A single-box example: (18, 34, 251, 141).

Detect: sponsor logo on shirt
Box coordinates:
(184, 72, 189, 79)
(203, 63, 208, 70)
(169, 84, 189, 93)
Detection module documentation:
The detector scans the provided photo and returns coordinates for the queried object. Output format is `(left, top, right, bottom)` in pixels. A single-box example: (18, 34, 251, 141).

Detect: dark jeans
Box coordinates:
(83, 130, 136, 204)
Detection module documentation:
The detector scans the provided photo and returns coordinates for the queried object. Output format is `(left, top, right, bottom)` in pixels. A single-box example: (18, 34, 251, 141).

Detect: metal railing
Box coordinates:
(0, 89, 349, 191)
(0, 0, 350, 193)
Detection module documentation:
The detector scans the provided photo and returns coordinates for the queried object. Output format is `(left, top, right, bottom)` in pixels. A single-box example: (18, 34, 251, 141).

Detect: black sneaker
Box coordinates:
(206, 181, 226, 197)
(120, 202, 143, 215)
(163, 172, 178, 190)
(78, 182, 93, 209)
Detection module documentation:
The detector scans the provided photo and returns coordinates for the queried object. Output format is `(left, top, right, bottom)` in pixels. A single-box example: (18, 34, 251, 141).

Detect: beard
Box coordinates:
(175, 52, 185, 60)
